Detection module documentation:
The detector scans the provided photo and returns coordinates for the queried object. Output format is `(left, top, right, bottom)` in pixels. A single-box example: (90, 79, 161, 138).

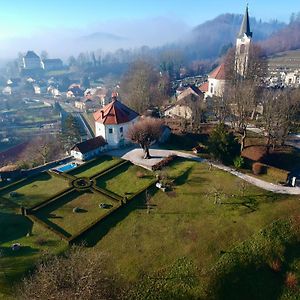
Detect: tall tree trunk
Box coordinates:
(143, 146, 151, 159)
(240, 129, 247, 152)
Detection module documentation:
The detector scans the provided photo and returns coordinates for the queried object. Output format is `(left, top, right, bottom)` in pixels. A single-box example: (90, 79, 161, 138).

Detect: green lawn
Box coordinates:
(90, 161, 300, 298)
(0, 172, 70, 208)
(95, 164, 155, 197)
(36, 190, 118, 236)
(0, 208, 66, 299)
(68, 156, 122, 178)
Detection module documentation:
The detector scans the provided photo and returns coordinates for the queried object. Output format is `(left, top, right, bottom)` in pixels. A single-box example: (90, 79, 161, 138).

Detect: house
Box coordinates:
(93, 95, 139, 148)
(70, 136, 107, 161)
(67, 85, 84, 98)
(206, 63, 226, 98)
(22, 51, 42, 70)
(42, 59, 63, 71)
(164, 85, 204, 119)
(2, 86, 12, 95)
(285, 71, 300, 86)
(74, 99, 94, 111)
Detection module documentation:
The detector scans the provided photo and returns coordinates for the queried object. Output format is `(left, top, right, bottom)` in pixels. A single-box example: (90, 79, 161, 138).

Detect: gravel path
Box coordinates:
(108, 147, 300, 195)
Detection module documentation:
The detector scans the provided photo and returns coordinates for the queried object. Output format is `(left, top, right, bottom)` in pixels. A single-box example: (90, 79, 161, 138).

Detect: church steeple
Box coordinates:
(238, 5, 252, 38)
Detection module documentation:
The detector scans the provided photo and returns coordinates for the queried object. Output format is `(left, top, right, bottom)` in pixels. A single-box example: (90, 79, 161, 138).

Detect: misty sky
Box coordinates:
(0, 0, 299, 60)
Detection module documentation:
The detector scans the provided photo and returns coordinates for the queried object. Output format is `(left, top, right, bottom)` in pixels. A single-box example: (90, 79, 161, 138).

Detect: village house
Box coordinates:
(93, 94, 139, 148)
(41, 59, 63, 71)
(70, 136, 107, 161)
(22, 51, 42, 70)
(205, 63, 227, 98)
(164, 85, 204, 119)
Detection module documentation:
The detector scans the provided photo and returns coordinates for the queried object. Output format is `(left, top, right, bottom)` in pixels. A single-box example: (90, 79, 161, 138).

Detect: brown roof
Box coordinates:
(209, 63, 226, 80)
(0, 164, 20, 172)
(177, 85, 203, 101)
(199, 82, 209, 93)
(93, 99, 139, 125)
(71, 136, 107, 154)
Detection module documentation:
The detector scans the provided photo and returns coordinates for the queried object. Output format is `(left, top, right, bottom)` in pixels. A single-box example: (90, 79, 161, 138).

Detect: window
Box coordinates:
(120, 127, 123, 133)
(240, 44, 245, 54)
(109, 128, 113, 134)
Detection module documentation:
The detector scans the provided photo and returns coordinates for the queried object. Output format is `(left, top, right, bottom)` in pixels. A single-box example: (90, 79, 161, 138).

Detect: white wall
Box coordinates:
(95, 117, 139, 148)
(207, 78, 226, 98)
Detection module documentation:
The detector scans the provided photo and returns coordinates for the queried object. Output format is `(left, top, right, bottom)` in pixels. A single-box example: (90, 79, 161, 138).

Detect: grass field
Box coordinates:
(68, 156, 122, 178)
(1, 156, 300, 299)
(95, 164, 155, 197)
(0, 209, 66, 299)
(0, 172, 70, 208)
(36, 190, 118, 236)
(90, 161, 300, 298)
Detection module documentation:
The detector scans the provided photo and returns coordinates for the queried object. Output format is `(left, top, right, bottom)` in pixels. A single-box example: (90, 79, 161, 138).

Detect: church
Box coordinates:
(203, 5, 253, 98)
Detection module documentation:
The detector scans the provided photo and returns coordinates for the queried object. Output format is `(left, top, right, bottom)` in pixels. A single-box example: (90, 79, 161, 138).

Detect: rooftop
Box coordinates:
(93, 99, 139, 125)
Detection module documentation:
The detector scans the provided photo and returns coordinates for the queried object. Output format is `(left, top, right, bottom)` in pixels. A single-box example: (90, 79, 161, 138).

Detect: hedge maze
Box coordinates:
(0, 156, 157, 245)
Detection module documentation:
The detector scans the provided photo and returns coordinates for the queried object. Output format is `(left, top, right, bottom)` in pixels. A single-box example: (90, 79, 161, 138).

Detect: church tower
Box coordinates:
(235, 5, 252, 77)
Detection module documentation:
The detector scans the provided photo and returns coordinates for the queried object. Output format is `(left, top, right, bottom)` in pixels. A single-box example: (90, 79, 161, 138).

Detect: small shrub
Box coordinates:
(152, 155, 177, 171)
(285, 272, 298, 289)
(35, 237, 47, 246)
(252, 162, 264, 175)
(136, 171, 145, 178)
(233, 156, 244, 169)
(269, 258, 282, 272)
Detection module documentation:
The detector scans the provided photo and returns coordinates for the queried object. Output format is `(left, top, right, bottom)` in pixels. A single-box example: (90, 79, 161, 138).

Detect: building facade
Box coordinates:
(22, 51, 42, 70)
(94, 97, 139, 148)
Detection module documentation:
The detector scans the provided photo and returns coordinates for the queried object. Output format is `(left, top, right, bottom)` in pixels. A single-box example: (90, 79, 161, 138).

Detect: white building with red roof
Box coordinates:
(206, 63, 226, 98)
(93, 96, 139, 148)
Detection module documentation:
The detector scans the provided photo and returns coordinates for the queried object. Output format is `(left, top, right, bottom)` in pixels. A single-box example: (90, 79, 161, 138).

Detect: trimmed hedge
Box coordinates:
(152, 155, 178, 171)
(28, 187, 76, 212)
(90, 160, 130, 180)
(68, 179, 158, 245)
(92, 186, 123, 202)
(28, 214, 70, 240)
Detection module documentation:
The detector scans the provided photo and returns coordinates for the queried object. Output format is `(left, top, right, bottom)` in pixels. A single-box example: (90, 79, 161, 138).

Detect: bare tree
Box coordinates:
(120, 60, 170, 113)
(127, 117, 162, 159)
(260, 89, 299, 151)
(17, 247, 122, 300)
(224, 44, 266, 152)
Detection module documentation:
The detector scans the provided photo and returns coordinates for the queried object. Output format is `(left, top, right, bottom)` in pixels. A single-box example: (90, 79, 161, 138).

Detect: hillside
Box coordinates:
(178, 14, 285, 60)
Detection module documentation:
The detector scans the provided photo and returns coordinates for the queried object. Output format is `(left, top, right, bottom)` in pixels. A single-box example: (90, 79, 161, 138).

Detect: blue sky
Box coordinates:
(0, 0, 298, 60)
(0, 0, 299, 38)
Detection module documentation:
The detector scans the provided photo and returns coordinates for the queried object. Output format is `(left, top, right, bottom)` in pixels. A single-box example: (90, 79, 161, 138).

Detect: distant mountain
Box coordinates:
(259, 20, 300, 55)
(80, 32, 127, 42)
(178, 14, 286, 60)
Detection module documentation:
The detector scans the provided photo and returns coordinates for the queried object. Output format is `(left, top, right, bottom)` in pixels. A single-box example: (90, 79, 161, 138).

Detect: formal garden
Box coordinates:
(0, 154, 299, 299)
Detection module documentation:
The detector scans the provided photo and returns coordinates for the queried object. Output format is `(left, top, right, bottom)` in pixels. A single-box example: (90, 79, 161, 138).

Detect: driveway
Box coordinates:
(107, 147, 201, 170)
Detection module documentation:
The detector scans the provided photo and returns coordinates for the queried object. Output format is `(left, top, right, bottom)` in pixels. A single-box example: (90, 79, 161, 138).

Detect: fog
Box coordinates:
(0, 17, 190, 61)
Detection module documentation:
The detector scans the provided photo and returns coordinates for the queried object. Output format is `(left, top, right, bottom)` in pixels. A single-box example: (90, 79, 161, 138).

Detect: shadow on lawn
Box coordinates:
(0, 245, 39, 258)
(0, 212, 33, 244)
(82, 191, 152, 247)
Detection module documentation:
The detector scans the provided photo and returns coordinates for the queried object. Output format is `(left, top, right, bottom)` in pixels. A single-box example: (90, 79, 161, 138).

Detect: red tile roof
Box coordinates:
(93, 99, 139, 125)
(209, 63, 226, 80)
(71, 136, 107, 154)
(199, 82, 209, 93)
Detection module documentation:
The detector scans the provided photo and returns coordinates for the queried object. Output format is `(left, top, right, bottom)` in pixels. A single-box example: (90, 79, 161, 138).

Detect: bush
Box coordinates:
(152, 155, 177, 171)
(208, 123, 240, 164)
(285, 272, 298, 290)
(136, 171, 145, 178)
(234, 156, 244, 169)
(269, 258, 282, 272)
(252, 162, 264, 175)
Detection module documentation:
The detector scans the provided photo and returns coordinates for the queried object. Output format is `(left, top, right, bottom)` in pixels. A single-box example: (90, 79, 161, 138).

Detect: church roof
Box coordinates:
(199, 82, 209, 93)
(209, 63, 226, 80)
(93, 99, 139, 125)
(238, 5, 252, 38)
